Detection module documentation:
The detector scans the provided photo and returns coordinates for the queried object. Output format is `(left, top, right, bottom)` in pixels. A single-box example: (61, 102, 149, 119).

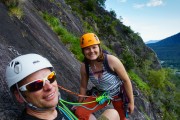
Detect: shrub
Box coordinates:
(9, 7, 23, 19)
(122, 25, 134, 34)
(1, 0, 23, 19)
(1, 0, 19, 8)
(128, 70, 150, 95)
(147, 69, 174, 90)
(96, 0, 106, 7)
(122, 52, 135, 70)
(109, 9, 116, 18)
(84, 0, 96, 11)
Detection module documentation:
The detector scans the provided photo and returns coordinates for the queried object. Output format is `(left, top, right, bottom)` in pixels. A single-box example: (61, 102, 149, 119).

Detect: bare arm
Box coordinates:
(78, 63, 89, 102)
(107, 55, 134, 113)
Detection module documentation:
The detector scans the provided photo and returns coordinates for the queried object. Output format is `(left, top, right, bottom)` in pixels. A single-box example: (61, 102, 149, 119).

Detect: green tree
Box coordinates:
(122, 52, 135, 70)
(85, 0, 96, 11)
(148, 69, 166, 89)
(96, 0, 106, 7)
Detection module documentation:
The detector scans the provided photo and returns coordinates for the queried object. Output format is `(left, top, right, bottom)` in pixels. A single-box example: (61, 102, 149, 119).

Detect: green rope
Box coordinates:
(57, 92, 111, 119)
(58, 105, 74, 120)
(59, 101, 78, 120)
(60, 99, 96, 105)
(60, 92, 111, 106)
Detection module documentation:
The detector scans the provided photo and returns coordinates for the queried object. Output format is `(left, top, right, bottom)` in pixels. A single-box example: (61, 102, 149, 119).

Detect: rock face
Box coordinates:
(0, 1, 81, 119)
(0, 0, 159, 119)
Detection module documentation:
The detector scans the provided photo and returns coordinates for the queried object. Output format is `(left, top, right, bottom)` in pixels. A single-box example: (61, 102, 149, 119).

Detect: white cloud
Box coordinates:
(133, 4, 145, 9)
(117, 0, 127, 3)
(133, 0, 164, 9)
(146, 0, 163, 7)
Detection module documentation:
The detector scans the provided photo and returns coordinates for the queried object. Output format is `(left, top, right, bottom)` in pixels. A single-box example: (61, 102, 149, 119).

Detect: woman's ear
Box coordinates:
(14, 90, 24, 103)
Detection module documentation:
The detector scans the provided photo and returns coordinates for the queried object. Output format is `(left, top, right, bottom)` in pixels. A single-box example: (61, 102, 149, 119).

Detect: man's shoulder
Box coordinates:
(17, 108, 69, 120)
(17, 110, 39, 120)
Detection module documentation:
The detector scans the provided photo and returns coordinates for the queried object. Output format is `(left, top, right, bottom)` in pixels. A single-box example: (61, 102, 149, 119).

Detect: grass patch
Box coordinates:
(9, 7, 23, 19)
(128, 70, 150, 95)
(41, 12, 84, 61)
(1, 0, 23, 19)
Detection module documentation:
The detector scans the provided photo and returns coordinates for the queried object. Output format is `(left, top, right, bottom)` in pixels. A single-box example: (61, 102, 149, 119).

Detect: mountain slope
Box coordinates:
(147, 32, 180, 69)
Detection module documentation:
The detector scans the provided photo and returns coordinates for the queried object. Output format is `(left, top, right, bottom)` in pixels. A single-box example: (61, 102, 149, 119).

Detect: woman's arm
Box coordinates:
(78, 63, 89, 102)
(108, 55, 134, 113)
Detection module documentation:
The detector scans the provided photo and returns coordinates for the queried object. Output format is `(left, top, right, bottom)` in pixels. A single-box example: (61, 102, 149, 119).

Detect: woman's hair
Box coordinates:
(82, 45, 105, 63)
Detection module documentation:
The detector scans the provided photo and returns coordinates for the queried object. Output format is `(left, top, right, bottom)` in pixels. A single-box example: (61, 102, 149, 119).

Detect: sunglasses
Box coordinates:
(19, 71, 56, 92)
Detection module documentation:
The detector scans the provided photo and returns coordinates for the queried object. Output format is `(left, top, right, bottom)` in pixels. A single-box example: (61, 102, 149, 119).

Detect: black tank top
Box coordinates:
(18, 108, 69, 120)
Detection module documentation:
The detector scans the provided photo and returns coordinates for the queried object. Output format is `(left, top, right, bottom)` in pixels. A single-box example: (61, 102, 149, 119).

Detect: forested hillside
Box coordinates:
(147, 32, 180, 69)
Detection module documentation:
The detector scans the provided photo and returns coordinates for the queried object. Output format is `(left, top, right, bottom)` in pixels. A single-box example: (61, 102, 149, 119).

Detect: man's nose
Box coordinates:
(43, 80, 52, 91)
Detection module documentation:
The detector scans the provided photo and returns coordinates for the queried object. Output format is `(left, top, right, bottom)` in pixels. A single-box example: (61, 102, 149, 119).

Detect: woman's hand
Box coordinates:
(128, 101, 134, 114)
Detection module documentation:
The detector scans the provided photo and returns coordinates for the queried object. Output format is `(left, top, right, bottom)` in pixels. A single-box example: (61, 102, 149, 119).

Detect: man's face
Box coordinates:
(18, 68, 59, 109)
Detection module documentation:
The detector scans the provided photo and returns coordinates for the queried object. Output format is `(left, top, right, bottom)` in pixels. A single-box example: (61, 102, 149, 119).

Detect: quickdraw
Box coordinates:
(96, 92, 111, 105)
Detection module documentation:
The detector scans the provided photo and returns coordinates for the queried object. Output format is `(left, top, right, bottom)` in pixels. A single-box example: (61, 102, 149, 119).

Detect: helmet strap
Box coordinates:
(16, 83, 28, 103)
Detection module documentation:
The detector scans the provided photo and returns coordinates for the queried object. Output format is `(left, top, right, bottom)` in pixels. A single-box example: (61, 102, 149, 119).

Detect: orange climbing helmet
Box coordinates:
(80, 33, 100, 48)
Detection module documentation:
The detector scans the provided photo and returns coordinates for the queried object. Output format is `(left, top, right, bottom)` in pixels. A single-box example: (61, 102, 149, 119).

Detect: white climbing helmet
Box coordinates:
(6, 53, 53, 88)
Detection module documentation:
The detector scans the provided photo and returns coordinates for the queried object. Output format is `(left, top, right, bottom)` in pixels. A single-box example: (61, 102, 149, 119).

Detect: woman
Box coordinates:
(75, 33, 134, 120)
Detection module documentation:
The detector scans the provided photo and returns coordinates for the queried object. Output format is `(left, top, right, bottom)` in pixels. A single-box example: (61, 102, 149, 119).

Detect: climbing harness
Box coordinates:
(57, 82, 135, 118)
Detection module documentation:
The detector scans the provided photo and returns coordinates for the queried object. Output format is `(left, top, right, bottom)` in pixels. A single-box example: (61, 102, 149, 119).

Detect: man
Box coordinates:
(5, 53, 120, 120)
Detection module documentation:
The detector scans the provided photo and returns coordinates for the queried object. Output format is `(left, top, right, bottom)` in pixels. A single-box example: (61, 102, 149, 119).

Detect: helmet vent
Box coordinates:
(10, 61, 14, 67)
(81, 38, 84, 44)
(94, 35, 99, 41)
(14, 61, 21, 74)
(14, 61, 20, 67)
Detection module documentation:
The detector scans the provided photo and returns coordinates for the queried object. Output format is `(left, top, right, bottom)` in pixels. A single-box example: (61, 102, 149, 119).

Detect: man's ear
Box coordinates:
(14, 90, 24, 103)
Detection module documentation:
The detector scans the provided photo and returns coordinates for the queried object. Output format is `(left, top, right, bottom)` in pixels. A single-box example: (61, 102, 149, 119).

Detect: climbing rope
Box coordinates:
(58, 101, 78, 120)
(58, 85, 96, 98)
(58, 106, 75, 120)
(57, 84, 112, 115)
(60, 98, 96, 105)
(59, 92, 111, 106)
(59, 92, 111, 111)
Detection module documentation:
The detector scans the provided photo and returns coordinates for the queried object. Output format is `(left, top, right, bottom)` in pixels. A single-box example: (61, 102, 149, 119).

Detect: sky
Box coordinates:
(105, 0, 180, 42)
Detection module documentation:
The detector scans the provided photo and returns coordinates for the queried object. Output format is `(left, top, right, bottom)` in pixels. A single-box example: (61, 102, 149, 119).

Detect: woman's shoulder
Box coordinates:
(80, 62, 88, 74)
(80, 62, 86, 69)
(106, 54, 119, 62)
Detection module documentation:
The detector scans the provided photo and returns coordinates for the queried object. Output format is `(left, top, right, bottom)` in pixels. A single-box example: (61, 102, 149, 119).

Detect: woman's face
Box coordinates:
(83, 44, 100, 60)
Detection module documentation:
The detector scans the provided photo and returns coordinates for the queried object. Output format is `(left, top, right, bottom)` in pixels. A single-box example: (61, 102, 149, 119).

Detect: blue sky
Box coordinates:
(105, 0, 180, 42)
